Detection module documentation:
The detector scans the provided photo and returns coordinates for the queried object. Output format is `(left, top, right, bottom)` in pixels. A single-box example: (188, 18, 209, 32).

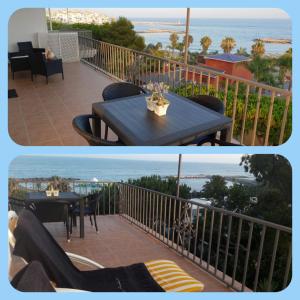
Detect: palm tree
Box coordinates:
(236, 47, 249, 56)
(183, 34, 193, 50)
(169, 32, 179, 56)
(155, 42, 163, 51)
(220, 37, 236, 54)
(251, 39, 265, 57)
(176, 42, 184, 55)
(200, 36, 212, 55)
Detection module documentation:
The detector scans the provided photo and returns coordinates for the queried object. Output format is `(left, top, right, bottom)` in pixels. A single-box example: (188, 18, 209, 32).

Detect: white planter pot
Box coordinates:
(146, 97, 157, 111)
(154, 103, 170, 116)
(53, 190, 60, 197)
(46, 190, 52, 197)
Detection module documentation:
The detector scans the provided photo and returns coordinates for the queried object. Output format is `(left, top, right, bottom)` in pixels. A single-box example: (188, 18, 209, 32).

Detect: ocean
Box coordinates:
(9, 156, 253, 192)
(132, 18, 291, 55)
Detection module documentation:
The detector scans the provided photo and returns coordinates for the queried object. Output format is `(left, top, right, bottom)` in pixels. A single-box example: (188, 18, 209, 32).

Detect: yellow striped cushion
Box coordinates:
(145, 260, 204, 292)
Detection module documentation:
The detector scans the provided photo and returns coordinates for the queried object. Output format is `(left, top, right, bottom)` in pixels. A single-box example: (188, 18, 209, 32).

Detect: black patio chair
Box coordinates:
(17, 41, 45, 56)
(12, 209, 164, 291)
(8, 52, 32, 80)
(72, 114, 124, 146)
(102, 82, 146, 139)
(26, 201, 71, 241)
(30, 52, 64, 84)
(186, 95, 225, 146)
(70, 193, 100, 233)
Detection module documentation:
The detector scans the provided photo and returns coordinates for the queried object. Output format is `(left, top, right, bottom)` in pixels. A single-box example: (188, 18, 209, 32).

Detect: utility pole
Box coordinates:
(176, 154, 182, 198)
(184, 8, 191, 65)
(66, 8, 69, 24)
(48, 8, 53, 31)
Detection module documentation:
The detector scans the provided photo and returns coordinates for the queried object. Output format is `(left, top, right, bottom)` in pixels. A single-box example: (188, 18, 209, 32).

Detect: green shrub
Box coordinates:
(173, 83, 292, 145)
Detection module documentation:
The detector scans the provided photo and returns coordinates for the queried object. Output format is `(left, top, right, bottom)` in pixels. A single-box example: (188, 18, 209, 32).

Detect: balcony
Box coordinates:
(9, 180, 292, 292)
(42, 215, 230, 291)
(8, 32, 292, 146)
(8, 61, 117, 145)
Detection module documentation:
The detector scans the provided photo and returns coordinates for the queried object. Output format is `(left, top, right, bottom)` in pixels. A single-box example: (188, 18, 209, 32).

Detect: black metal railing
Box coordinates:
(9, 179, 292, 291)
(118, 183, 292, 292)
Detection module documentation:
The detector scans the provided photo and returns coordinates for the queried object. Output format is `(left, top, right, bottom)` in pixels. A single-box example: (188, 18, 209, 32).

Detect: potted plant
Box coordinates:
(46, 185, 54, 197)
(144, 82, 170, 116)
(154, 97, 170, 116)
(46, 179, 60, 197)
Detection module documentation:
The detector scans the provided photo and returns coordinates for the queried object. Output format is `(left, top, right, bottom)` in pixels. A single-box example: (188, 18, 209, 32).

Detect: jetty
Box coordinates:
(136, 29, 185, 34)
(253, 38, 291, 44)
(133, 21, 184, 26)
(165, 174, 255, 185)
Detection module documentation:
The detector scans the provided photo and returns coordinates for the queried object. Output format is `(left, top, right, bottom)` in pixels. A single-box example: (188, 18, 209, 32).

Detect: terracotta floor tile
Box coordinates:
(41, 216, 231, 292)
(8, 62, 118, 146)
(28, 126, 59, 145)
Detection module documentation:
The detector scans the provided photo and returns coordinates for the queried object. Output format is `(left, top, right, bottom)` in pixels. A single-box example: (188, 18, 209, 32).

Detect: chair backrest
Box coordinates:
(12, 209, 83, 288)
(102, 82, 145, 101)
(188, 95, 225, 114)
(72, 114, 123, 146)
(26, 201, 68, 223)
(17, 42, 34, 54)
(87, 193, 101, 212)
(11, 261, 56, 292)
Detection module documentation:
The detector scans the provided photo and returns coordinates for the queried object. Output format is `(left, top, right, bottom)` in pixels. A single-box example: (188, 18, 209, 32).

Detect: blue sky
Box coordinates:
(76, 8, 290, 19)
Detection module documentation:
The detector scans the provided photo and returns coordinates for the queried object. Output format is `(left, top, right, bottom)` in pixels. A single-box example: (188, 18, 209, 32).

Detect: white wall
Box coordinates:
(8, 8, 48, 52)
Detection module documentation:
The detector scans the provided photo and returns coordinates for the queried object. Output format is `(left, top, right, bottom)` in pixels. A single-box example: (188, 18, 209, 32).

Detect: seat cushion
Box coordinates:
(145, 260, 204, 292)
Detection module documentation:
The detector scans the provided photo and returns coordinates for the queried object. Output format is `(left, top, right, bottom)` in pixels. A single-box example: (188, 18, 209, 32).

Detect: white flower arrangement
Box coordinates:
(45, 185, 60, 197)
(144, 82, 170, 116)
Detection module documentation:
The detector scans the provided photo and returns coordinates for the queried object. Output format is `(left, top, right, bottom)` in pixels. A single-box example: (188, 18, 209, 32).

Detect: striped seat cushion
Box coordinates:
(145, 260, 204, 292)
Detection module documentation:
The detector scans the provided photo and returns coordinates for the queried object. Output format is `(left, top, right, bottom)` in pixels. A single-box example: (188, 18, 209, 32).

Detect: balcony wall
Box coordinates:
(8, 8, 48, 52)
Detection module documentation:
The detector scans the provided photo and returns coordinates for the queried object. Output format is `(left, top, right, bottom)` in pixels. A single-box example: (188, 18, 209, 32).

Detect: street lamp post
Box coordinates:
(176, 154, 182, 198)
(184, 8, 191, 65)
(48, 8, 53, 31)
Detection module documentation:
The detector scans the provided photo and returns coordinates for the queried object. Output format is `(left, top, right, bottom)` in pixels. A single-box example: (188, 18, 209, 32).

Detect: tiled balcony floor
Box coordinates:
(41, 215, 230, 292)
(8, 62, 118, 146)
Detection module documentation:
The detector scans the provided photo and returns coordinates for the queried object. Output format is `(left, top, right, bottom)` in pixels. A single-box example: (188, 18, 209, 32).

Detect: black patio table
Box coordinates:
(25, 192, 85, 238)
(92, 92, 232, 146)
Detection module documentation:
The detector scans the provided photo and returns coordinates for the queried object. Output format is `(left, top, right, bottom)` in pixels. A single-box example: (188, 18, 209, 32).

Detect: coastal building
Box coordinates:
(203, 54, 253, 81)
(50, 9, 112, 25)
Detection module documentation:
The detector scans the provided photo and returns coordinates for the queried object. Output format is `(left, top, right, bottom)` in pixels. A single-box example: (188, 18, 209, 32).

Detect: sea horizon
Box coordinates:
(9, 156, 254, 192)
(131, 17, 291, 55)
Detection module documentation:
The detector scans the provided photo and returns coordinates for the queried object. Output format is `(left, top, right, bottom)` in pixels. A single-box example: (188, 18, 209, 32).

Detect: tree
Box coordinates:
(52, 17, 146, 51)
(236, 47, 249, 56)
(200, 36, 212, 55)
(220, 37, 236, 53)
(240, 154, 291, 226)
(277, 48, 292, 90)
(175, 42, 184, 55)
(127, 175, 191, 199)
(201, 175, 228, 207)
(99, 17, 146, 51)
(226, 183, 253, 213)
(183, 34, 194, 50)
(251, 40, 265, 57)
(246, 55, 276, 85)
(169, 32, 179, 55)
